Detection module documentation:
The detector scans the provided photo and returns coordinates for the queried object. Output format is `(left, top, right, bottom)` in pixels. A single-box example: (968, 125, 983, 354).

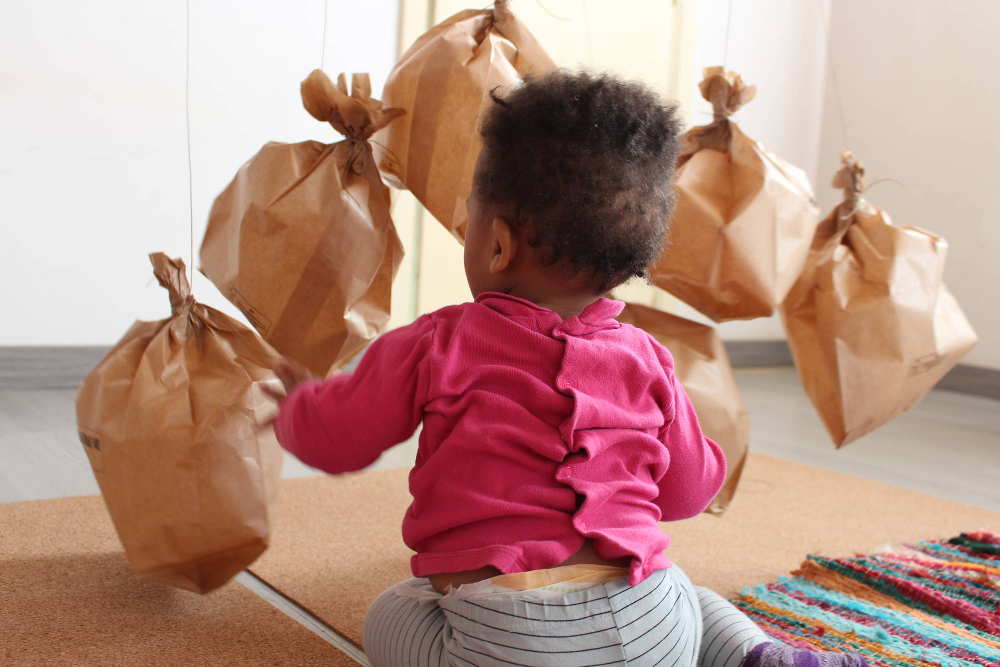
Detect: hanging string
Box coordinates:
(320, 0, 329, 71)
(863, 177, 908, 195)
(694, 0, 736, 123)
(817, 0, 850, 149)
(721, 0, 734, 68)
(185, 0, 194, 284)
(536, 0, 572, 21)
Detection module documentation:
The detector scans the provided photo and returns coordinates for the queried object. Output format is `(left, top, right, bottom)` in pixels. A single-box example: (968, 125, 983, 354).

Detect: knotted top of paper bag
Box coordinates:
(832, 150, 866, 208)
(150, 252, 193, 315)
(300, 70, 404, 173)
(700, 67, 757, 121)
(488, 0, 556, 72)
(682, 67, 757, 155)
(829, 149, 872, 237)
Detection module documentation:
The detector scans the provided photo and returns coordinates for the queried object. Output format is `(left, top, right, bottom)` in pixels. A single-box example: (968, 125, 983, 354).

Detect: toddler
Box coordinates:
(267, 72, 867, 667)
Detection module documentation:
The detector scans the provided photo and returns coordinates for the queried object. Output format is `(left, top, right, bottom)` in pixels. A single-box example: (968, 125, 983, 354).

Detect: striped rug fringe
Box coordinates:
(731, 532, 1000, 666)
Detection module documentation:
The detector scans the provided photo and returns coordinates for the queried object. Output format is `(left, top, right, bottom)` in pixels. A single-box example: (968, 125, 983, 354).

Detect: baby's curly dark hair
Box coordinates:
(476, 71, 681, 292)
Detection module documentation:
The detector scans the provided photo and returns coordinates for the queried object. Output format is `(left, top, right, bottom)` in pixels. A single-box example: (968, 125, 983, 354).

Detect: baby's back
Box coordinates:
(405, 293, 717, 586)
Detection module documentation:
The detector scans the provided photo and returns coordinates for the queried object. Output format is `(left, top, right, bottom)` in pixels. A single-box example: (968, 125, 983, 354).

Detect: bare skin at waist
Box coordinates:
(427, 538, 629, 595)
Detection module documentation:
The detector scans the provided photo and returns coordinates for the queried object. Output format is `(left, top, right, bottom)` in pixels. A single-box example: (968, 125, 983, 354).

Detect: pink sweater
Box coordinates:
(275, 292, 727, 585)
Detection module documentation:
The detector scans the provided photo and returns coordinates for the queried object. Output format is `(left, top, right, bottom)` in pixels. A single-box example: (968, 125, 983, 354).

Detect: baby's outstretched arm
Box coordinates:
(272, 315, 435, 474)
(652, 350, 728, 521)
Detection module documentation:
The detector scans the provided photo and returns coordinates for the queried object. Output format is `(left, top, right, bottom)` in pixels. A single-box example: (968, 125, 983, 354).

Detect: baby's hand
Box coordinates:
(258, 358, 315, 432)
(261, 358, 315, 403)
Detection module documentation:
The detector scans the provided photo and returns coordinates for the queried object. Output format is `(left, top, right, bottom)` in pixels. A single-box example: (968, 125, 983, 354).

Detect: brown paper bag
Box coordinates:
(649, 67, 820, 321)
(76, 253, 283, 593)
(781, 152, 977, 447)
(375, 0, 554, 240)
(201, 70, 404, 377)
(617, 302, 749, 514)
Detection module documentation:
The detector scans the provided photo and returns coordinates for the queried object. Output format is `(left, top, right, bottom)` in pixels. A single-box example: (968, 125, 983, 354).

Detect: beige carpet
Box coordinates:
(0, 494, 352, 666)
(249, 452, 1000, 649)
(5, 453, 996, 662)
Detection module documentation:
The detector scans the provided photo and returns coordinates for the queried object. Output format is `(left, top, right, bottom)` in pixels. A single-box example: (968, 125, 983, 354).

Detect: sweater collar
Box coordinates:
(475, 291, 624, 336)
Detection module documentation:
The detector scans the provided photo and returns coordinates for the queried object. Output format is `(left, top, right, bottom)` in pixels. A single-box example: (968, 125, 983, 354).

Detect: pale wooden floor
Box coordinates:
(1, 368, 998, 510)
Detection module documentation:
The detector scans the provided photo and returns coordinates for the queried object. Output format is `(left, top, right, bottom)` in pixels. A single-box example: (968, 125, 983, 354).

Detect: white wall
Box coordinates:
(693, 0, 1000, 369)
(815, 0, 1000, 370)
(5, 0, 997, 371)
(0, 0, 398, 345)
(0, 0, 833, 346)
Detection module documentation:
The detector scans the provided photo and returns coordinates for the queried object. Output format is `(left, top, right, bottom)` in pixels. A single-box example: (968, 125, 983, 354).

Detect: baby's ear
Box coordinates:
(489, 218, 518, 274)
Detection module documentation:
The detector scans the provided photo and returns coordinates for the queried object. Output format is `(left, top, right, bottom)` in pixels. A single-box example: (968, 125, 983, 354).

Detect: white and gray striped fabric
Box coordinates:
(363, 565, 767, 667)
(695, 587, 769, 667)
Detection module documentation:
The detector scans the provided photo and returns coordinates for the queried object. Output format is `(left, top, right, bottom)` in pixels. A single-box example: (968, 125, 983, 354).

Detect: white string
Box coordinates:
(864, 177, 908, 194)
(722, 0, 734, 68)
(320, 0, 328, 71)
(185, 0, 194, 285)
(536, 0, 572, 21)
(818, 0, 849, 149)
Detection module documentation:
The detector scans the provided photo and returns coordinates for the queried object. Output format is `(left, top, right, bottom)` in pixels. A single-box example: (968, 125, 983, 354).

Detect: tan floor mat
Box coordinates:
(0, 493, 354, 666)
(249, 453, 999, 649)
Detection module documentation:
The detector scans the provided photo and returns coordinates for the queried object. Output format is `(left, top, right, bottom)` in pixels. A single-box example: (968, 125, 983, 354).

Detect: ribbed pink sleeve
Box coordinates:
(274, 315, 435, 474)
(653, 360, 728, 521)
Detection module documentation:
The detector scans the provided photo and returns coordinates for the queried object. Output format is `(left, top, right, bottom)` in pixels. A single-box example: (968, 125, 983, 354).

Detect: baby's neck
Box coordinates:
(495, 258, 607, 319)
(509, 288, 604, 320)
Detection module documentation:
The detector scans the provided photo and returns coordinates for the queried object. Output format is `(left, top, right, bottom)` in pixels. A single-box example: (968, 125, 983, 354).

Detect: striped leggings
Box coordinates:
(363, 565, 768, 666)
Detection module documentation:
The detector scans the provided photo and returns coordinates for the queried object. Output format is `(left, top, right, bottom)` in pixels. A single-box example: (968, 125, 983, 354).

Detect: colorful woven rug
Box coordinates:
(732, 532, 1000, 666)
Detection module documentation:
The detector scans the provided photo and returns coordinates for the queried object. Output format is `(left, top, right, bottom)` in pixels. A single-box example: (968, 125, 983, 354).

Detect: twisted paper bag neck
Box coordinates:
(832, 149, 866, 232)
(300, 70, 404, 174)
(149, 252, 194, 315)
(490, 0, 512, 27)
(475, 0, 555, 75)
(678, 67, 757, 155)
(699, 66, 757, 121)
